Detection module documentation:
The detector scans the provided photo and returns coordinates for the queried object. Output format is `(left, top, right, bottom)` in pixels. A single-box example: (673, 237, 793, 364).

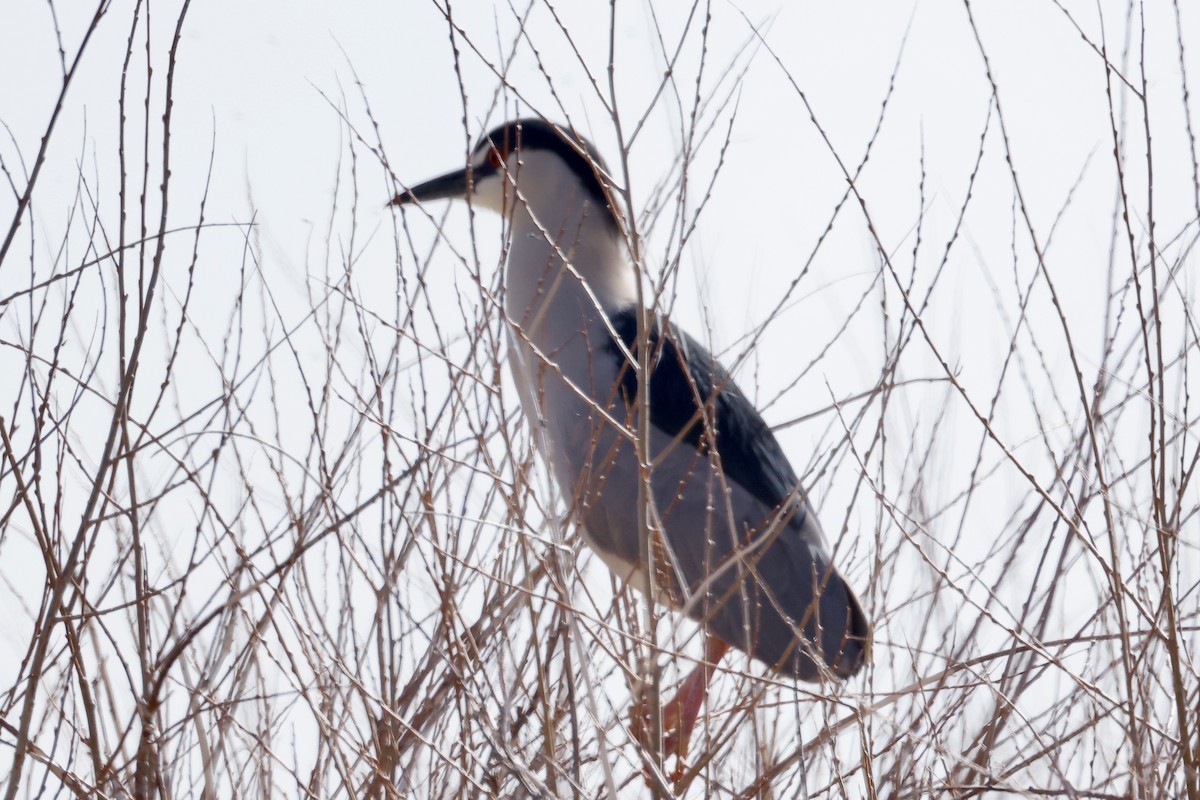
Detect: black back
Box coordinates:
(606, 308, 809, 523)
(602, 308, 869, 679)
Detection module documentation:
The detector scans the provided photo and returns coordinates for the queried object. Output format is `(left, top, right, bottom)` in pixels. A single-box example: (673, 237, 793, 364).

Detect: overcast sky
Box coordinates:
(6, 1, 1194, 389)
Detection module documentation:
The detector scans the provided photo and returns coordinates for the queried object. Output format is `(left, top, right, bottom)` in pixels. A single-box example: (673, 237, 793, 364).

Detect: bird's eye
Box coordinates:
(487, 146, 504, 168)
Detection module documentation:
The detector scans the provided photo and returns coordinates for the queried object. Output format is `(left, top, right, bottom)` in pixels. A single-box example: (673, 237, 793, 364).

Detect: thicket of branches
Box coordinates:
(1, 2, 1198, 798)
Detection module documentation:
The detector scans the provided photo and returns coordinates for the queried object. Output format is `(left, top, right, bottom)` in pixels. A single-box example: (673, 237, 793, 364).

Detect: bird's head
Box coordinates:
(390, 118, 620, 231)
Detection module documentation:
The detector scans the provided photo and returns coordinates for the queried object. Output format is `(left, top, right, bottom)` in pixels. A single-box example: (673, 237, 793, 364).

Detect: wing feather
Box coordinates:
(605, 308, 869, 679)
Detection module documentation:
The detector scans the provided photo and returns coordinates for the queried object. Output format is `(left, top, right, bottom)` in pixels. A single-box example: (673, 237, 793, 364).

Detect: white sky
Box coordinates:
(6, 1, 1191, 385)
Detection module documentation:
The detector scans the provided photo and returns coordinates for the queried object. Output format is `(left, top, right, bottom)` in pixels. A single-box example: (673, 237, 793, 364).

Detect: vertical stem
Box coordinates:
(607, 1, 663, 788)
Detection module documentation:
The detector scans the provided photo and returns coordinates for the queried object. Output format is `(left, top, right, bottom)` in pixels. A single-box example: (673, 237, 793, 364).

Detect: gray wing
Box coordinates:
(607, 309, 869, 680)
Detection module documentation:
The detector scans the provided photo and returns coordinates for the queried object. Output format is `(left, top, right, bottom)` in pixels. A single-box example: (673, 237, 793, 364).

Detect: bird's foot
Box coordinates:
(630, 704, 690, 786)
(629, 692, 697, 773)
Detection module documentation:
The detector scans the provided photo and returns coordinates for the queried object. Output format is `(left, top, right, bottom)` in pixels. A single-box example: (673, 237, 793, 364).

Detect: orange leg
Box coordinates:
(633, 636, 731, 781)
(660, 637, 730, 761)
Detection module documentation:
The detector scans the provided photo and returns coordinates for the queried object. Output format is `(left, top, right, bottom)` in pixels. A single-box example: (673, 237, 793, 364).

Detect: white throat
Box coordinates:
(499, 155, 637, 340)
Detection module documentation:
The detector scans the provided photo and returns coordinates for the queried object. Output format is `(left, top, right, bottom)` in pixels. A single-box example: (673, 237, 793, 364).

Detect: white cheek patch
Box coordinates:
(467, 171, 509, 213)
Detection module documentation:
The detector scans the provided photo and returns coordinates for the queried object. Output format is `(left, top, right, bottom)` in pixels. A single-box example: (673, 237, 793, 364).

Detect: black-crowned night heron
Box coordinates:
(391, 118, 869, 763)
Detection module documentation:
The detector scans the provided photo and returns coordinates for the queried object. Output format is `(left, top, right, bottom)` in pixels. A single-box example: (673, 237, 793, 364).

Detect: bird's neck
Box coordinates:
(503, 193, 637, 340)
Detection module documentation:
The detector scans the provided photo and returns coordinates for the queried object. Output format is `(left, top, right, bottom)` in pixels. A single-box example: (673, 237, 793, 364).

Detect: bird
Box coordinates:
(391, 117, 870, 765)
